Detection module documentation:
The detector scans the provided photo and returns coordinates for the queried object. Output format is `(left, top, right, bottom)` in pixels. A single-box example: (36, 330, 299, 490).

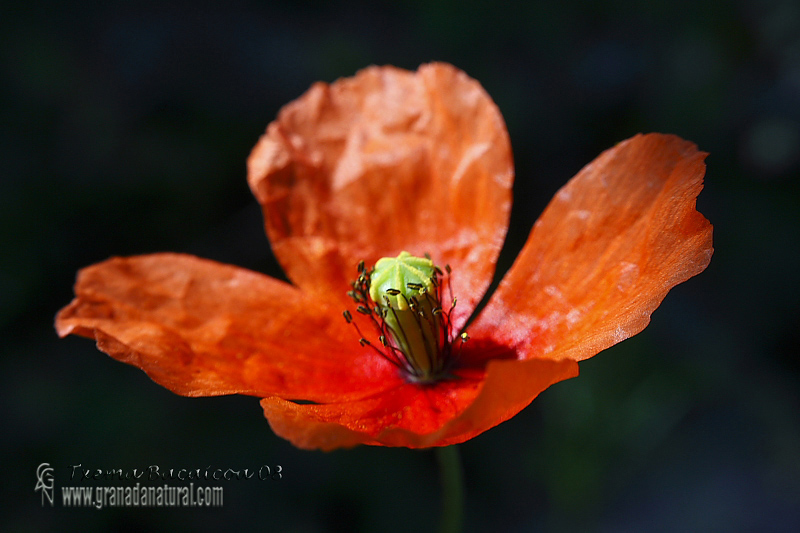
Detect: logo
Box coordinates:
(35, 463, 54, 507)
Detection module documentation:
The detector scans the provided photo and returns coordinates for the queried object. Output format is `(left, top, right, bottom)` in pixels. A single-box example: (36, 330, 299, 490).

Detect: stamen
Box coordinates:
(342, 251, 465, 383)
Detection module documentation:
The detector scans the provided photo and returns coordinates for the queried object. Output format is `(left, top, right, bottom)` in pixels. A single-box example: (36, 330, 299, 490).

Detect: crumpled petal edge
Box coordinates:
(260, 356, 579, 450)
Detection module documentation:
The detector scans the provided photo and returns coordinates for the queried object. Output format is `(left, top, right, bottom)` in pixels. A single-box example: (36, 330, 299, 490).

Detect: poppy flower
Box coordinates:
(56, 63, 713, 451)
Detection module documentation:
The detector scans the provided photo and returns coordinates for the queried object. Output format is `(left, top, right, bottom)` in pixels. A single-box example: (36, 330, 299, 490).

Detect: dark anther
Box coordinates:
(357, 305, 371, 315)
(359, 338, 371, 346)
(385, 288, 401, 296)
(343, 310, 353, 323)
(406, 282, 423, 291)
(347, 290, 362, 302)
(445, 264, 452, 274)
(357, 260, 365, 273)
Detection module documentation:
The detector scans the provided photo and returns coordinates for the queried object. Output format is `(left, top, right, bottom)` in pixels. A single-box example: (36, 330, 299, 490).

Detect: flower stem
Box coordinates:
(436, 445, 464, 533)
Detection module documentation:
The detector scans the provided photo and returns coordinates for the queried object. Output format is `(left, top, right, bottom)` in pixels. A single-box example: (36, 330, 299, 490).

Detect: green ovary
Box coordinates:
(369, 252, 445, 381)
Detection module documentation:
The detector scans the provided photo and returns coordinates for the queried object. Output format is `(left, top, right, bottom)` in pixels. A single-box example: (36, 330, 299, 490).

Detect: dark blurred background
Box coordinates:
(2, 0, 798, 531)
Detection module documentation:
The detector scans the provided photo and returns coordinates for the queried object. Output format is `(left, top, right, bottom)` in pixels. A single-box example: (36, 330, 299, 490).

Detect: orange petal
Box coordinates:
(260, 341, 578, 450)
(56, 254, 400, 401)
(247, 62, 513, 327)
(471, 133, 713, 361)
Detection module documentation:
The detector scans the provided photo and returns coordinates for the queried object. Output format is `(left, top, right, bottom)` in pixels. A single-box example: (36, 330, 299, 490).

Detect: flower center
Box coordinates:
(344, 251, 466, 383)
